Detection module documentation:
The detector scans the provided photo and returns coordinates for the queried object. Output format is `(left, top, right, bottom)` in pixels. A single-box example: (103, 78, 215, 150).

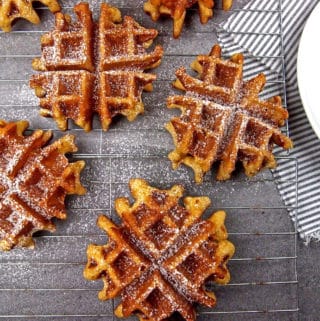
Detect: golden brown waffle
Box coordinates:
(30, 2, 163, 131)
(0, 0, 61, 32)
(166, 44, 293, 182)
(84, 178, 234, 321)
(0, 120, 86, 251)
(144, 0, 233, 38)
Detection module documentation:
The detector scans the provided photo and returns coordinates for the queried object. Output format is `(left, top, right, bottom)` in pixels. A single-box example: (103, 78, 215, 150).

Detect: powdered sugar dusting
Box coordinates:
(167, 45, 291, 181)
(0, 122, 84, 250)
(85, 179, 232, 320)
(30, 2, 163, 131)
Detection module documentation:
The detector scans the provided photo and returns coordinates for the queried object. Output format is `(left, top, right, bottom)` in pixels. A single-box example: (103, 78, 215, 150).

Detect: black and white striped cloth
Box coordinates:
(218, 0, 320, 243)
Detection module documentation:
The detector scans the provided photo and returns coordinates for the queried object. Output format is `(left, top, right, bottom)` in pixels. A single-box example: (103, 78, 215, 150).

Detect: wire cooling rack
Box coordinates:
(0, 0, 299, 320)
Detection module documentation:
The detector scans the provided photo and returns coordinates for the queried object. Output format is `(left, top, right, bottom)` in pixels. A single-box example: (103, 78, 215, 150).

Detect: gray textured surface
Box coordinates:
(0, 1, 318, 320)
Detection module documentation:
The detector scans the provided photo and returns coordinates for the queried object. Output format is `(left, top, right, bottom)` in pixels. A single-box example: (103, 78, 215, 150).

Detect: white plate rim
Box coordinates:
(297, 2, 320, 140)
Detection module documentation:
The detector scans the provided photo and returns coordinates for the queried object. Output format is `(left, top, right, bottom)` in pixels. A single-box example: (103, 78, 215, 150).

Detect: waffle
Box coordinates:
(144, 0, 233, 38)
(84, 178, 234, 321)
(0, 0, 60, 32)
(0, 120, 86, 251)
(30, 2, 163, 131)
(166, 44, 293, 182)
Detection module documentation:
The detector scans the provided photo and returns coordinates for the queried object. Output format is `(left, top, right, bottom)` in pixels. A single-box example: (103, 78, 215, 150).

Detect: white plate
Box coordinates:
(297, 2, 320, 140)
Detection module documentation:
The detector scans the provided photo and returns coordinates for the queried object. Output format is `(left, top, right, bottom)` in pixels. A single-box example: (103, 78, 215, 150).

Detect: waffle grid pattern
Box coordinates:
(0, 1, 299, 320)
(30, 2, 163, 131)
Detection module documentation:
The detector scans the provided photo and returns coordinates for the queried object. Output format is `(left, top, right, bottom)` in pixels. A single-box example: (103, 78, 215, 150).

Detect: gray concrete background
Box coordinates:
(298, 242, 320, 321)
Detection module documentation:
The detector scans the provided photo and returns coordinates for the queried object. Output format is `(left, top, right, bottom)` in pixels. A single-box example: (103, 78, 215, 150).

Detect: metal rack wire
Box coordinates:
(0, 0, 298, 320)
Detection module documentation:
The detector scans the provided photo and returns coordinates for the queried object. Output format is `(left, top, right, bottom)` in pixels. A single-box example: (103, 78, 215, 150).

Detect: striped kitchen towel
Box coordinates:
(217, 0, 320, 243)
